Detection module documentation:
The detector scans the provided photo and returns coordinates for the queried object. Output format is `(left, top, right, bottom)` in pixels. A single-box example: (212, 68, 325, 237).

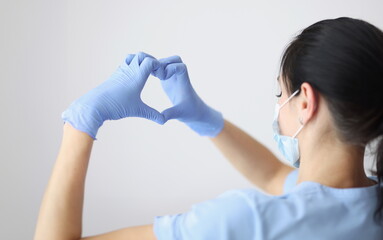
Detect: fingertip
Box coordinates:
(170, 55, 182, 63)
(162, 118, 169, 124)
(155, 115, 167, 125)
(137, 52, 144, 63)
(136, 52, 156, 65)
(141, 57, 161, 74)
(158, 55, 183, 64)
(125, 54, 135, 65)
(161, 107, 180, 121)
(153, 111, 166, 125)
(164, 63, 187, 79)
(157, 118, 166, 125)
(160, 111, 171, 123)
(176, 63, 187, 75)
(152, 59, 160, 71)
(152, 65, 166, 80)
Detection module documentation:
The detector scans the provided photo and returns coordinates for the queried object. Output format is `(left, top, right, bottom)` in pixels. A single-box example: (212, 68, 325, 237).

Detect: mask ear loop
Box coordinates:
(279, 88, 303, 138)
(293, 116, 305, 138)
(290, 89, 304, 138)
(279, 89, 301, 109)
(293, 121, 305, 138)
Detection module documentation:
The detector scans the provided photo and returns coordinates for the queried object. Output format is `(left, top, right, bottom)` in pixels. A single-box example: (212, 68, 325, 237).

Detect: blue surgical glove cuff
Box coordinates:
(186, 104, 224, 137)
(62, 102, 103, 140)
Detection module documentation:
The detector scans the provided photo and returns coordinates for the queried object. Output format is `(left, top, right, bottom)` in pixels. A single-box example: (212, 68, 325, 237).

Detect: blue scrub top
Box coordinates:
(154, 170, 382, 239)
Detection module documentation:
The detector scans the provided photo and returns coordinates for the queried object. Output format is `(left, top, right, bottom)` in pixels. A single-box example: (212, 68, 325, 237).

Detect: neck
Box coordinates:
(297, 138, 375, 188)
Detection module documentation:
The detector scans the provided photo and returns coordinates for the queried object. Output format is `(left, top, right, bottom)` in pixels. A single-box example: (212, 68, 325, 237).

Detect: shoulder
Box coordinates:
(154, 188, 269, 240)
(180, 188, 266, 226)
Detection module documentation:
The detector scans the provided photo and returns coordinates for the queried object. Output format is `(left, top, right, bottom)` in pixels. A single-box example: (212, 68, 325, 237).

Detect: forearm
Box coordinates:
(210, 119, 293, 193)
(34, 123, 94, 240)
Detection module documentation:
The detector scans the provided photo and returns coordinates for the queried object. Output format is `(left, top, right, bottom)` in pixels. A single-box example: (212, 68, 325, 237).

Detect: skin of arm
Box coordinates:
(34, 111, 290, 239)
(34, 122, 156, 240)
(210, 119, 294, 195)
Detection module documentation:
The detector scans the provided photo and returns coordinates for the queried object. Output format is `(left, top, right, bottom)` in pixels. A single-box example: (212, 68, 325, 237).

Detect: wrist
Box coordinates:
(61, 103, 104, 140)
(186, 105, 224, 137)
(63, 122, 95, 143)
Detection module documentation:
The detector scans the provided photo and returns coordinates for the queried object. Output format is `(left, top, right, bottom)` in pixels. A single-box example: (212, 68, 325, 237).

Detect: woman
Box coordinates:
(34, 17, 383, 239)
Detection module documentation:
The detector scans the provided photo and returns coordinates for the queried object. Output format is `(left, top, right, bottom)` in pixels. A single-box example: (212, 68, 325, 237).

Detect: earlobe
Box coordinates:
(299, 117, 304, 125)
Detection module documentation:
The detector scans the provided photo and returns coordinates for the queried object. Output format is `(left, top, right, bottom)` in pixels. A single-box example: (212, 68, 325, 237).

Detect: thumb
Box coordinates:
(139, 57, 160, 80)
(151, 64, 166, 80)
(163, 63, 187, 79)
(140, 102, 166, 125)
(161, 105, 184, 122)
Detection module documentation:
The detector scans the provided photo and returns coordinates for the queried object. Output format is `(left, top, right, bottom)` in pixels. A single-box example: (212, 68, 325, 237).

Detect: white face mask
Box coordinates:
(272, 89, 304, 168)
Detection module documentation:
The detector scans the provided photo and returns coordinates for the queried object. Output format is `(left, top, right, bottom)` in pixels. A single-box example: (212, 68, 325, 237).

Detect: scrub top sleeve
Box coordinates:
(154, 190, 256, 240)
(283, 169, 299, 194)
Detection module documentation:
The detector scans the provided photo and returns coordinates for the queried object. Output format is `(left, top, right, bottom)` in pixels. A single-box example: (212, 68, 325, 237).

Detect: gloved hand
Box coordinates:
(61, 52, 165, 140)
(152, 56, 224, 137)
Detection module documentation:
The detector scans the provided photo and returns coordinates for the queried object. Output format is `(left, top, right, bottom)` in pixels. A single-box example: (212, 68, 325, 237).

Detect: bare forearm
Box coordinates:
(34, 123, 94, 240)
(210, 119, 293, 193)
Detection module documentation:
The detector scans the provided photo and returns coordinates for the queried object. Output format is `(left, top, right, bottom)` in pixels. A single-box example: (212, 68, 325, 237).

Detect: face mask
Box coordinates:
(272, 89, 304, 168)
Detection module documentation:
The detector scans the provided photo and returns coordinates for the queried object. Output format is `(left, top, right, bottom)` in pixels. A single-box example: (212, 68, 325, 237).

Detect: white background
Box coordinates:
(1, 0, 381, 239)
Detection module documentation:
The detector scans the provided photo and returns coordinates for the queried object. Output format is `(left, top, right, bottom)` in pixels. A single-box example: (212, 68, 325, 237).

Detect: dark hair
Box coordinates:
(279, 17, 383, 223)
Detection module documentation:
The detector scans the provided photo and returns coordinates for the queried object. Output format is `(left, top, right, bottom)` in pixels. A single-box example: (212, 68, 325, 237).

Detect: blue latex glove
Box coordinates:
(152, 56, 224, 137)
(61, 52, 165, 140)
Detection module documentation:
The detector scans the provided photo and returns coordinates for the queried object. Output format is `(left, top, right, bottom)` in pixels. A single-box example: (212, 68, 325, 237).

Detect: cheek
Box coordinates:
(278, 105, 296, 136)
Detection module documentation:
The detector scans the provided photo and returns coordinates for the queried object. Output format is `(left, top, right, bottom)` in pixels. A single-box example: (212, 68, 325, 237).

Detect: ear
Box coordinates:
(298, 82, 318, 124)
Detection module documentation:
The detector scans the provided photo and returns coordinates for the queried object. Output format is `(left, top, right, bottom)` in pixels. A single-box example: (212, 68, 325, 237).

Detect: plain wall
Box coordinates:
(1, 0, 382, 239)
